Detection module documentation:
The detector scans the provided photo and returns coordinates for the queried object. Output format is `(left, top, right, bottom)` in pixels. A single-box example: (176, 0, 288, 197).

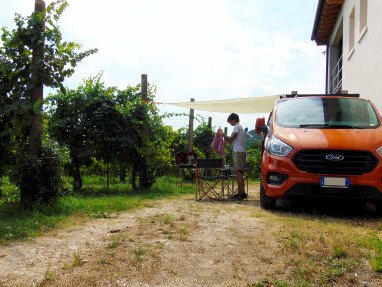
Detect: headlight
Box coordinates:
(377, 146, 382, 157)
(267, 135, 293, 157)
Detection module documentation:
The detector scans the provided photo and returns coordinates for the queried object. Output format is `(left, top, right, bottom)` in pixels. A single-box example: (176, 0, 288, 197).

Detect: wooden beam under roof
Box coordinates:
(326, 0, 344, 4)
(311, 0, 344, 45)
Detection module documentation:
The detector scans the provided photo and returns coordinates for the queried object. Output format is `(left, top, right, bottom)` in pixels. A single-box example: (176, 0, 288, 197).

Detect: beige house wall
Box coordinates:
(329, 0, 382, 111)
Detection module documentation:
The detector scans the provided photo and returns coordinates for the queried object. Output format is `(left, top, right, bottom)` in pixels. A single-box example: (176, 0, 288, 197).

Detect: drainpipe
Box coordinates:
(325, 44, 329, 94)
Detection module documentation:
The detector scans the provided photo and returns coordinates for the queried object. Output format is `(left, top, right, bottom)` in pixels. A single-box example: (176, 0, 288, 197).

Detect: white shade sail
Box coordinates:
(169, 95, 281, 113)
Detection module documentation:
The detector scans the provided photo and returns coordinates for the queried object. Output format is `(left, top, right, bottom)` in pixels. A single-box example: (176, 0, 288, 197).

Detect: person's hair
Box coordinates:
(227, 113, 239, 123)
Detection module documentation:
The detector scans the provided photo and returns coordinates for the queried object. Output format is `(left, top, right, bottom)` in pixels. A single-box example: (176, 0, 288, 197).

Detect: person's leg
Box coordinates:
(235, 169, 244, 194)
(237, 152, 247, 198)
(231, 152, 247, 199)
(229, 152, 240, 198)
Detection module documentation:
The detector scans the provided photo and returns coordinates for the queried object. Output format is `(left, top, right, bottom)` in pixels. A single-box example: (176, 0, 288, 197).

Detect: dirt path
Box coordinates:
(0, 184, 283, 287)
(1, 183, 381, 287)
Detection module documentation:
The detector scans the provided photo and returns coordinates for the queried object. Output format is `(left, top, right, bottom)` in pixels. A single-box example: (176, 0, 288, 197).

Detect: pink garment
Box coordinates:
(211, 128, 225, 157)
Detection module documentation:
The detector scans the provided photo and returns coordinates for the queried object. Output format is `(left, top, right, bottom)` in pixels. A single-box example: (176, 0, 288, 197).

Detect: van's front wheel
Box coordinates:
(260, 181, 276, 210)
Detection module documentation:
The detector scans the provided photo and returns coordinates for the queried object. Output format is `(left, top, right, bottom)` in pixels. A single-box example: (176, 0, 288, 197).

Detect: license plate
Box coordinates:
(320, 177, 350, 188)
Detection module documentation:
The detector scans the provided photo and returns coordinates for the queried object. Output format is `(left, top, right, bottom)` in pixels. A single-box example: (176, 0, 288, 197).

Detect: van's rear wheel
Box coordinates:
(260, 181, 276, 210)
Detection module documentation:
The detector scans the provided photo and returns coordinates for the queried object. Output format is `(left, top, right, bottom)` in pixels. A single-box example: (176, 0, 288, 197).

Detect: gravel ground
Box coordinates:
(1, 183, 381, 287)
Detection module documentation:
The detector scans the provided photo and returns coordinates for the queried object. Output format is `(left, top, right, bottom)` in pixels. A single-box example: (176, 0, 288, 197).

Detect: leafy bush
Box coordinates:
(10, 145, 62, 206)
(47, 77, 174, 191)
(246, 148, 261, 179)
(194, 123, 215, 158)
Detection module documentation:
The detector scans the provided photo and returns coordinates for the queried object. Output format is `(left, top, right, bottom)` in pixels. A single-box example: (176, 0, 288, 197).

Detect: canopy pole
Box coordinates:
(187, 98, 195, 152)
(206, 117, 212, 158)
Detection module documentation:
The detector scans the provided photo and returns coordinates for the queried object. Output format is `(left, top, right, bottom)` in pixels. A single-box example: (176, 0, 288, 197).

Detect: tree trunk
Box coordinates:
(106, 164, 110, 191)
(28, 0, 46, 157)
(72, 155, 82, 191)
(139, 160, 149, 190)
(20, 0, 46, 206)
(131, 165, 138, 190)
(119, 165, 126, 183)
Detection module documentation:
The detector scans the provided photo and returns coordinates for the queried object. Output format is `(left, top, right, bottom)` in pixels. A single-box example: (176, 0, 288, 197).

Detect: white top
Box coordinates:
(232, 124, 246, 152)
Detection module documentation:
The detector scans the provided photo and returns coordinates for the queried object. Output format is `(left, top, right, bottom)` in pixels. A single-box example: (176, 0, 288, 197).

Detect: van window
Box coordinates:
(275, 97, 380, 129)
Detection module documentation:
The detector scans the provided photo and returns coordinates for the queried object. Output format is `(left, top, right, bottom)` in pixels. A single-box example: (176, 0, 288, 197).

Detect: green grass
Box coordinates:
(267, 211, 382, 285)
(250, 278, 290, 287)
(363, 232, 382, 272)
(0, 175, 195, 244)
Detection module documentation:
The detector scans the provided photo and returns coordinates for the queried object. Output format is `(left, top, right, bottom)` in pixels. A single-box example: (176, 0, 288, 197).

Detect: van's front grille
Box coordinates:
(292, 150, 378, 175)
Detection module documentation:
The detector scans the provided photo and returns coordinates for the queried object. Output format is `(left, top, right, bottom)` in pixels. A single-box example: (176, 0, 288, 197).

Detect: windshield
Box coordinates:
(275, 97, 380, 129)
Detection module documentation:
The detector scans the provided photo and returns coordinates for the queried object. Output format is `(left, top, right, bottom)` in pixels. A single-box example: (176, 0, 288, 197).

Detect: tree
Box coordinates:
(47, 76, 176, 191)
(47, 82, 95, 191)
(138, 99, 174, 184)
(0, 0, 97, 205)
(82, 88, 124, 190)
(48, 76, 126, 191)
(117, 85, 173, 190)
(193, 121, 215, 158)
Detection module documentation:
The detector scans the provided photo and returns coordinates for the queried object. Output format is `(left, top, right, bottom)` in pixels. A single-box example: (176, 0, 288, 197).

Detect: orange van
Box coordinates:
(255, 94, 382, 210)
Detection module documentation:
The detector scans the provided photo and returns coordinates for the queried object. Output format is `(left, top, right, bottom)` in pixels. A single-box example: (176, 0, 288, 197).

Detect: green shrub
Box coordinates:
(246, 148, 261, 179)
(10, 145, 62, 206)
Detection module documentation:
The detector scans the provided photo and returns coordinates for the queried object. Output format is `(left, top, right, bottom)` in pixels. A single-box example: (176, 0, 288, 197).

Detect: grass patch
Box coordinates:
(264, 209, 382, 285)
(38, 265, 58, 286)
(131, 243, 162, 271)
(107, 234, 124, 249)
(0, 176, 194, 244)
(332, 244, 348, 258)
(250, 278, 290, 287)
(63, 252, 86, 269)
(320, 257, 358, 283)
(363, 232, 382, 272)
(132, 246, 147, 268)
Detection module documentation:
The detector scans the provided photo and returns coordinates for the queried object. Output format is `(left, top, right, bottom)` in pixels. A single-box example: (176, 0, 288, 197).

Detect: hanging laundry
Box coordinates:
(211, 127, 225, 157)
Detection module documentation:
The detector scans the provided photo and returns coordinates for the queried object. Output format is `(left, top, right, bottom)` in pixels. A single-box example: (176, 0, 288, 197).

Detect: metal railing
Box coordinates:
(330, 55, 343, 94)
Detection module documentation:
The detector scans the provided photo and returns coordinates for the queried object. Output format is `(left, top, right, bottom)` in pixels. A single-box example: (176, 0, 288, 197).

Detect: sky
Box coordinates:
(1, 0, 326, 134)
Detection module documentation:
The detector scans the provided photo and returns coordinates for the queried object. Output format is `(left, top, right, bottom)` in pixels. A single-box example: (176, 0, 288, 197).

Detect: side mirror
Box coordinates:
(255, 117, 267, 134)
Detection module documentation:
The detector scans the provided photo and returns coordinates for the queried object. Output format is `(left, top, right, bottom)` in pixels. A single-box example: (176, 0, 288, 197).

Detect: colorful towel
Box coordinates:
(211, 128, 225, 157)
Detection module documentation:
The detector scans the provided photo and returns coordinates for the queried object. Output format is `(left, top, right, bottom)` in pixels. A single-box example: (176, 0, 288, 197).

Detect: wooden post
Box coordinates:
(206, 117, 212, 158)
(141, 74, 148, 100)
(138, 74, 149, 189)
(187, 98, 195, 152)
(224, 127, 229, 163)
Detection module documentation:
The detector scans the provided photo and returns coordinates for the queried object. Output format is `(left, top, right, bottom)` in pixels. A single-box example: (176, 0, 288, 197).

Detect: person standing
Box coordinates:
(223, 113, 247, 199)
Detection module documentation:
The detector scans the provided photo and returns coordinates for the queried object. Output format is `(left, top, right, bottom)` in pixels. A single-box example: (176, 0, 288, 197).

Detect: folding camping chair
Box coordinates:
(195, 158, 229, 200)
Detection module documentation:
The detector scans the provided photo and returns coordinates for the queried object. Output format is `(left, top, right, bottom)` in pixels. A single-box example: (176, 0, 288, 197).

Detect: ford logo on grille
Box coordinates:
(325, 154, 344, 161)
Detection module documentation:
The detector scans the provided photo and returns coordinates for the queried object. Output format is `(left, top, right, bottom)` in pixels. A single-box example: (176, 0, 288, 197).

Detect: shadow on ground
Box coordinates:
(275, 197, 382, 219)
(194, 196, 382, 219)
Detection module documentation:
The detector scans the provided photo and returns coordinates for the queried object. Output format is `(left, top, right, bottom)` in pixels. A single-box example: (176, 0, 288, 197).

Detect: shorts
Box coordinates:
(233, 152, 246, 172)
